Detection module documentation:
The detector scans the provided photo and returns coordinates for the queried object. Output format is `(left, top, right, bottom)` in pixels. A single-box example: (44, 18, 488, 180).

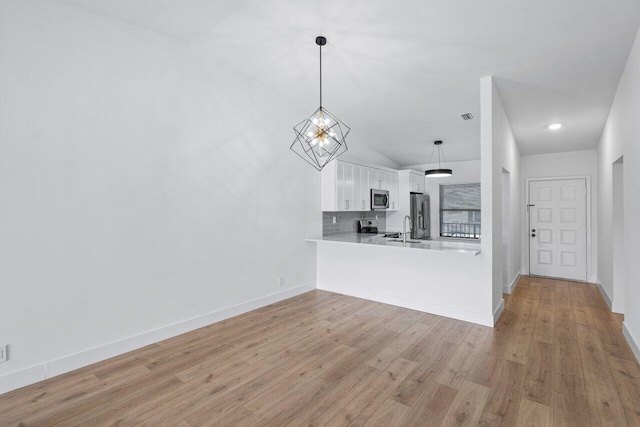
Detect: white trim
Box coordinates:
(594, 279, 623, 313)
(622, 322, 640, 365)
(612, 301, 625, 315)
(0, 365, 46, 395)
(493, 298, 505, 325)
(524, 176, 592, 282)
(595, 281, 613, 310)
(317, 281, 494, 327)
(0, 282, 316, 395)
(503, 272, 521, 294)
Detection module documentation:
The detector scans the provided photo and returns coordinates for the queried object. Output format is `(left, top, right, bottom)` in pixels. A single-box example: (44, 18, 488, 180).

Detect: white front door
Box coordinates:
(529, 179, 587, 281)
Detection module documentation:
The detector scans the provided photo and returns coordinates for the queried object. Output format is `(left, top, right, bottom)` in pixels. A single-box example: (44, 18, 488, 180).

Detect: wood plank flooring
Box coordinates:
(1, 276, 639, 426)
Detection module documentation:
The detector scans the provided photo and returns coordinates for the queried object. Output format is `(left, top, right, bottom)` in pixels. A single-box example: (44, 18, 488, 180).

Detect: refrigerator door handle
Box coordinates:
(422, 201, 428, 230)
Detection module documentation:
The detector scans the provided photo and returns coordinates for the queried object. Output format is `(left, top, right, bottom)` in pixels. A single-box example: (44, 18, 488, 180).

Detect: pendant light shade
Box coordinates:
(291, 36, 350, 171)
(425, 140, 453, 177)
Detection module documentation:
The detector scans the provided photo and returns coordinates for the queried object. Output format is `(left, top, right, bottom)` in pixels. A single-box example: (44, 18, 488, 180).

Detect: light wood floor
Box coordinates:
(2, 276, 640, 426)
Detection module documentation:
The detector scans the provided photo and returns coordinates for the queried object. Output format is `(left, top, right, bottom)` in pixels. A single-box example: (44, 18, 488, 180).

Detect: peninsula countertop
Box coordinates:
(306, 233, 481, 256)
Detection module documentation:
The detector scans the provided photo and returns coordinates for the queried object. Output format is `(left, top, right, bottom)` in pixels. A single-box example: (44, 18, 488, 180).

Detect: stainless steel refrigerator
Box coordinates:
(410, 193, 430, 239)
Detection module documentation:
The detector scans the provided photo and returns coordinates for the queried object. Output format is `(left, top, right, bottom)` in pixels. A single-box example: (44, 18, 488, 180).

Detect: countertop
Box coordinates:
(306, 233, 481, 256)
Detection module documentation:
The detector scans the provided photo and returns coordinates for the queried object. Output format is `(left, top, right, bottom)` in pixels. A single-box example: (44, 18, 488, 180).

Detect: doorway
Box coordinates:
(502, 169, 511, 291)
(528, 178, 588, 281)
(612, 156, 624, 313)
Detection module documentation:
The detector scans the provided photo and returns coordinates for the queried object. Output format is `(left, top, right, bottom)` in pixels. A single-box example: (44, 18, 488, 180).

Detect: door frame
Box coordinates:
(524, 175, 592, 282)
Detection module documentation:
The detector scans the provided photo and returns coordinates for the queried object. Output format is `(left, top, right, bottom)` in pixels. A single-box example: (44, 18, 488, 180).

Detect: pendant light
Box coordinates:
(425, 140, 453, 177)
(291, 36, 350, 171)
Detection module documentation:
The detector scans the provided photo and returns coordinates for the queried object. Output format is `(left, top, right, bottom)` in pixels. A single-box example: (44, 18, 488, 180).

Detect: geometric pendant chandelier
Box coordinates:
(424, 140, 453, 177)
(291, 36, 350, 171)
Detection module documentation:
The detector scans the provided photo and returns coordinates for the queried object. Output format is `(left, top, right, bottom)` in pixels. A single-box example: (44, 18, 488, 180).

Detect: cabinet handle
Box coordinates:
(362, 200, 365, 210)
(345, 200, 349, 210)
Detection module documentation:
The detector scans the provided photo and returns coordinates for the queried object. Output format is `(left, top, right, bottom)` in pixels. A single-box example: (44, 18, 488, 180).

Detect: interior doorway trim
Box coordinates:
(524, 175, 592, 282)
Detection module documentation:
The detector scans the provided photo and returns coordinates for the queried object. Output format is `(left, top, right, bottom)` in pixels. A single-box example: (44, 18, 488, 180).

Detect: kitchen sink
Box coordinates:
(387, 239, 426, 244)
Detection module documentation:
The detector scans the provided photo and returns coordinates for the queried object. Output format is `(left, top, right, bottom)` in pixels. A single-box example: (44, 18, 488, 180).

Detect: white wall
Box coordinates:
(419, 160, 481, 239)
(0, 0, 319, 392)
(520, 150, 598, 283)
(597, 27, 640, 362)
(386, 161, 482, 235)
(341, 146, 400, 170)
(481, 77, 522, 310)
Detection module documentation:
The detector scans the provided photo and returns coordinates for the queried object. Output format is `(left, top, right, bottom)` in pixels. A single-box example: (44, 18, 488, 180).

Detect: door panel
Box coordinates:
(529, 179, 587, 281)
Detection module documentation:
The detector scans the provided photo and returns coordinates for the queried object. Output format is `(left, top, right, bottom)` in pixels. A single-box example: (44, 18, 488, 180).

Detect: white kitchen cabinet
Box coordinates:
(336, 161, 364, 211)
(410, 172, 425, 193)
(355, 165, 371, 211)
(322, 160, 399, 212)
(388, 172, 399, 210)
(370, 169, 380, 189)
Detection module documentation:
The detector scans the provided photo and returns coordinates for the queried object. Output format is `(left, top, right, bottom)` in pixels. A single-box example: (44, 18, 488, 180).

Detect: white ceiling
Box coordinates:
(56, 0, 640, 165)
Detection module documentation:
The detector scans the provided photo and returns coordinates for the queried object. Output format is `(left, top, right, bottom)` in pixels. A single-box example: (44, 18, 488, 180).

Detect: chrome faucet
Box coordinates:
(403, 215, 411, 245)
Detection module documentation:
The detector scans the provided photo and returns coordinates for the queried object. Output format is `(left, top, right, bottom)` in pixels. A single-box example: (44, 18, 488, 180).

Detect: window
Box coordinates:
(440, 183, 481, 239)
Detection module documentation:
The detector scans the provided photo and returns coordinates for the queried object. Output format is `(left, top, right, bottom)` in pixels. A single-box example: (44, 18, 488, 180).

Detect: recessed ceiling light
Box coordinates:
(548, 123, 562, 130)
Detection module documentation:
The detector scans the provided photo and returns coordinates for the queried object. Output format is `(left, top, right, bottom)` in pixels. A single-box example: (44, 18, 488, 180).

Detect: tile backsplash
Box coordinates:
(322, 211, 386, 236)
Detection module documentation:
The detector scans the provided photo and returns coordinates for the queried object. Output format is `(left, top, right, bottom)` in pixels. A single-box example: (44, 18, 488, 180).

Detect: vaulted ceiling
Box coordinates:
(57, 0, 640, 165)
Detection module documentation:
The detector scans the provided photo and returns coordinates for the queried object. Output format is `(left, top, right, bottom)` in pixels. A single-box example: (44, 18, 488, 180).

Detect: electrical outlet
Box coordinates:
(0, 345, 8, 363)
(375, 215, 378, 220)
(333, 216, 336, 224)
(278, 277, 285, 287)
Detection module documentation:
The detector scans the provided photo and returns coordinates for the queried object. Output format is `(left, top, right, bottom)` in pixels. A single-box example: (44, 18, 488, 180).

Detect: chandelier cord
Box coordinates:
(428, 145, 437, 168)
(441, 146, 448, 168)
(319, 43, 322, 108)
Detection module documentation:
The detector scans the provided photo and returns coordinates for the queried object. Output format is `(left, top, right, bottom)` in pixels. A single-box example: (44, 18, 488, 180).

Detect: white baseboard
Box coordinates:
(622, 322, 640, 365)
(0, 282, 316, 395)
(612, 301, 625, 314)
(493, 299, 505, 325)
(317, 281, 494, 327)
(595, 281, 613, 311)
(0, 365, 46, 396)
(503, 272, 521, 295)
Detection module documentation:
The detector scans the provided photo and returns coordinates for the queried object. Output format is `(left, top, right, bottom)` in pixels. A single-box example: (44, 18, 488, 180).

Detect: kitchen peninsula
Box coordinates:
(312, 158, 494, 327)
(308, 234, 491, 326)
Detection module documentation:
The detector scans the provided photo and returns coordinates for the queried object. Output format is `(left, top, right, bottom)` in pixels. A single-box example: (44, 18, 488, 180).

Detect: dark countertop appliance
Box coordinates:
(358, 219, 379, 234)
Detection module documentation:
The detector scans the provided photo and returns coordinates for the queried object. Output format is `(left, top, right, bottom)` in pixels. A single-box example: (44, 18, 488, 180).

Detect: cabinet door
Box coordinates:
(343, 162, 355, 210)
(369, 169, 379, 189)
(389, 173, 399, 210)
(336, 161, 346, 210)
(410, 173, 424, 193)
(336, 161, 355, 211)
(356, 166, 371, 211)
(321, 161, 337, 211)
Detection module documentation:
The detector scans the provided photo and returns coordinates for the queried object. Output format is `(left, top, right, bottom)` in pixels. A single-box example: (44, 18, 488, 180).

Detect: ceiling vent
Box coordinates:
(460, 112, 475, 121)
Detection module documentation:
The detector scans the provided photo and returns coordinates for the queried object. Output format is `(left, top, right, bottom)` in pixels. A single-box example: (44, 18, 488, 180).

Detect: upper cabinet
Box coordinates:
(388, 172, 399, 210)
(322, 160, 398, 211)
(409, 171, 425, 193)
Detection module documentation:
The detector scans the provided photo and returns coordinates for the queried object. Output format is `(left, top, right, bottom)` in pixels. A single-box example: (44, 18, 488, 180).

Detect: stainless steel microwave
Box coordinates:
(371, 189, 389, 210)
